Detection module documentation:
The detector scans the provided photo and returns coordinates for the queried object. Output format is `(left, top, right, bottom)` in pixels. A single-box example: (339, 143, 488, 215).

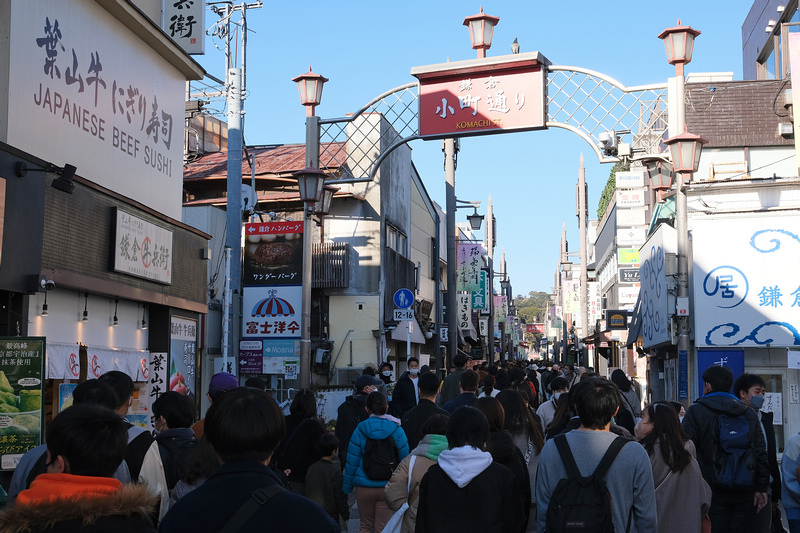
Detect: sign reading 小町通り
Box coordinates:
(244, 222, 304, 286)
(243, 286, 302, 339)
(412, 53, 547, 139)
(6, 3, 188, 219)
(163, 0, 205, 55)
(114, 209, 173, 284)
(0, 338, 45, 470)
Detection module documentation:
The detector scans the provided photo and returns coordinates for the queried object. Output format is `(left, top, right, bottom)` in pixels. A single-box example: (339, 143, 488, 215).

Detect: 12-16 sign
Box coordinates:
(394, 309, 415, 321)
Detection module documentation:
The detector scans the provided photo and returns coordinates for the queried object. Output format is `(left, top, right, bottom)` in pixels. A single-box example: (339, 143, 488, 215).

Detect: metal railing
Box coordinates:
(312, 242, 349, 288)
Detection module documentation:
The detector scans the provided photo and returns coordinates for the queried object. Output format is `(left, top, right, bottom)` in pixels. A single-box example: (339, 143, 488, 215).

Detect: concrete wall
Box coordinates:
(328, 294, 380, 371)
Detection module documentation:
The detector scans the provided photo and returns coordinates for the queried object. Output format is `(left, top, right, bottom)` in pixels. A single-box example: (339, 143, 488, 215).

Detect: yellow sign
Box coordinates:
(618, 248, 640, 265)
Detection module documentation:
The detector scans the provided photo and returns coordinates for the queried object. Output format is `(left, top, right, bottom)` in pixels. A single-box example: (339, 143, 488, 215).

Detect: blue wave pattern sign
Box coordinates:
(693, 217, 800, 347)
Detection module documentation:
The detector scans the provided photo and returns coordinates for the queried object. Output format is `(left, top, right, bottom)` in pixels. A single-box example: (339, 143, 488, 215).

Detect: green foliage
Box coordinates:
(514, 291, 550, 324)
(597, 161, 630, 219)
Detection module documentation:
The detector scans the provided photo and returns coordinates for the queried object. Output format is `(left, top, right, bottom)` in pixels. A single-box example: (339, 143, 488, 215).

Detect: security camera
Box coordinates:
(41, 279, 55, 291)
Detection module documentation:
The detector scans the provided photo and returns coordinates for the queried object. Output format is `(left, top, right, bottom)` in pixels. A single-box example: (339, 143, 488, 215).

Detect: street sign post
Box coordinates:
(393, 288, 414, 357)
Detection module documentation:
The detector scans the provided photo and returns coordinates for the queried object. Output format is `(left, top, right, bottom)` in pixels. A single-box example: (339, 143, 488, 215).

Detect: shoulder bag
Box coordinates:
(381, 455, 417, 533)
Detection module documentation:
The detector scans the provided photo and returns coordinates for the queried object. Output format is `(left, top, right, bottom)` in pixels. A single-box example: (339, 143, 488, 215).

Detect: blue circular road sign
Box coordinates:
(393, 288, 414, 309)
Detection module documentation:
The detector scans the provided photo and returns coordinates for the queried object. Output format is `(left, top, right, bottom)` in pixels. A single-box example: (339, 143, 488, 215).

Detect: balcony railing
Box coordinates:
(312, 242, 350, 289)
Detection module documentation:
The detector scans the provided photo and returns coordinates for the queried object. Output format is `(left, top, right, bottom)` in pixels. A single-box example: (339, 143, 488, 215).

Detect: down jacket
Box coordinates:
(343, 415, 409, 493)
(0, 474, 156, 533)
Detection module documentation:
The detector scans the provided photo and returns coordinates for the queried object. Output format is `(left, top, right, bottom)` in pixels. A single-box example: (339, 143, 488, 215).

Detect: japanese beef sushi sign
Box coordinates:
(243, 222, 304, 285)
(0, 338, 45, 470)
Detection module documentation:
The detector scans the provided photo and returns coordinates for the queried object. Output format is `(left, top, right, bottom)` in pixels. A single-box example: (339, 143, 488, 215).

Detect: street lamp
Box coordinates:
(463, 7, 500, 59)
(314, 184, 338, 216)
(466, 209, 484, 231)
(644, 159, 673, 202)
(657, 20, 701, 77)
(292, 67, 329, 117)
(294, 67, 329, 389)
(664, 130, 707, 176)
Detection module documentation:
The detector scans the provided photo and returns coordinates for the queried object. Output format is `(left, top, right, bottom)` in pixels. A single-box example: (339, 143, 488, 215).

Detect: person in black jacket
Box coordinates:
(159, 387, 339, 533)
(415, 406, 524, 533)
(401, 371, 449, 450)
(273, 388, 325, 495)
(335, 375, 379, 468)
(152, 391, 197, 491)
(473, 397, 531, 532)
(734, 372, 782, 533)
(683, 365, 770, 533)
(390, 357, 420, 418)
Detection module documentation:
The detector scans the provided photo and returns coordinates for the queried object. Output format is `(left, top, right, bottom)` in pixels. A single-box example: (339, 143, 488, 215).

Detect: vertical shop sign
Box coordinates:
(169, 317, 197, 404)
(0, 338, 45, 470)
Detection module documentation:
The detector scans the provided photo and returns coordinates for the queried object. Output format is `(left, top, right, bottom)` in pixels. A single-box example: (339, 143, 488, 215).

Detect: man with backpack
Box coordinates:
(536, 377, 656, 533)
(683, 365, 770, 532)
(152, 391, 197, 491)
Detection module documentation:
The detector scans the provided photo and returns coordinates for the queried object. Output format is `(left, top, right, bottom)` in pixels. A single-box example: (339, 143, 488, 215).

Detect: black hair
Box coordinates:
(453, 353, 468, 368)
(205, 387, 284, 463)
(407, 357, 419, 366)
(473, 397, 505, 432)
(669, 401, 684, 414)
(549, 376, 569, 392)
(319, 432, 340, 457)
(547, 391, 573, 433)
(508, 366, 525, 385)
(418, 371, 441, 396)
(362, 366, 377, 377)
(733, 372, 766, 400)
(496, 389, 544, 453)
(98, 370, 134, 410)
(481, 375, 495, 397)
(47, 404, 127, 477)
(153, 391, 195, 428)
(379, 362, 394, 371)
(460, 369, 479, 392)
(420, 413, 449, 437)
(702, 365, 734, 393)
(72, 379, 120, 410)
(180, 436, 222, 485)
(289, 388, 317, 419)
(244, 376, 267, 390)
(366, 391, 388, 415)
(494, 368, 510, 389)
(641, 401, 691, 473)
(446, 406, 488, 450)
(610, 369, 632, 392)
(573, 377, 620, 429)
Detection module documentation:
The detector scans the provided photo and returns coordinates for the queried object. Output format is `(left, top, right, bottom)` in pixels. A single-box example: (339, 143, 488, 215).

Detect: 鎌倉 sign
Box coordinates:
(411, 52, 548, 139)
(114, 208, 173, 284)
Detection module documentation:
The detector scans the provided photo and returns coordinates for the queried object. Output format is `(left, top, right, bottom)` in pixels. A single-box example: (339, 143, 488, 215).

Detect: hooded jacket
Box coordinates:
(415, 446, 524, 533)
(342, 415, 409, 493)
(384, 433, 448, 533)
(682, 392, 770, 493)
(335, 393, 369, 467)
(0, 473, 157, 533)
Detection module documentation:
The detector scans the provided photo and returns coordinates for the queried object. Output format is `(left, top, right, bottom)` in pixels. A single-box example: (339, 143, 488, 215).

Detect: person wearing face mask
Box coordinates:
(669, 401, 687, 423)
(535, 377, 568, 434)
(636, 401, 712, 533)
(389, 357, 420, 419)
(734, 373, 782, 533)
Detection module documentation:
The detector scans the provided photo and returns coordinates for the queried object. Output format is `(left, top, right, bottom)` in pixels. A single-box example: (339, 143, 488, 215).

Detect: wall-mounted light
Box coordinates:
(82, 292, 89, 322)
(141, 305, 147, 330)
(15, 161, 77, 194)
(41, 291, 48, 317)
(113, 298, 119, 326)
(40, 279, 54, 317)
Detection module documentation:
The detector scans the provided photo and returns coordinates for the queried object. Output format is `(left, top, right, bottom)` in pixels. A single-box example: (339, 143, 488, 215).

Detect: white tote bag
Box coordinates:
(382, 455, 416, 533)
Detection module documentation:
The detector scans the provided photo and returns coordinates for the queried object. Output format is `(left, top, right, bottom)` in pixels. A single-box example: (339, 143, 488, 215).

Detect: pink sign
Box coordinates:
(412, 54, 547, 139)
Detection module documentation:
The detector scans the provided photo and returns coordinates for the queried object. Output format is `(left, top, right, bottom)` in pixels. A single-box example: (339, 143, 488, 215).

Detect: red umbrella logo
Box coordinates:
(252, 289, 295, 317)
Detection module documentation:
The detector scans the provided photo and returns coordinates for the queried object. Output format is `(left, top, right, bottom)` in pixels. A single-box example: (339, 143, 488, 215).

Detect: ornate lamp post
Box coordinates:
(294, 68, 328, 389)
(463, 7, 500, 59)
(644, 159, 673, 203)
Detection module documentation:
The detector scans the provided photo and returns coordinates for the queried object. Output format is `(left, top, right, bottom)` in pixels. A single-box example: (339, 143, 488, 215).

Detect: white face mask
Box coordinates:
(409, 368, 419, 376)
(679, 416, 684, 424)
(382, 371, 392, 377)
(553, 392, 563, 402)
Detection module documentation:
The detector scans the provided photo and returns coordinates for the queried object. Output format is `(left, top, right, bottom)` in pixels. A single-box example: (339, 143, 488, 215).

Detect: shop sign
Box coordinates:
(243, 222, 304, 286)
(0, 338, 45, 470)
(472, 270, 488, 311)
(618, 248, 640, 265)
(617, 207, 647, 227)
(619, 268, 640, 283)
(169, 317, 197, 398)
(617, 227, 647, 247)
(615, 171, 645, 189)
(412, 53, 547, 139)
(458, 294, 472, 330)
(457, 243, 484, 292)
(617, 190, 645, 208)
(242, 286, 302, 339)
(606, 310, 628, 330)
(163, 0, 205, 54)
(114, 208, 173, 284)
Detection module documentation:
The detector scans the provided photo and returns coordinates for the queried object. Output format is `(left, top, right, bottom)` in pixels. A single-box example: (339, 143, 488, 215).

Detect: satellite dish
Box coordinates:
(241, 185, 257, 214)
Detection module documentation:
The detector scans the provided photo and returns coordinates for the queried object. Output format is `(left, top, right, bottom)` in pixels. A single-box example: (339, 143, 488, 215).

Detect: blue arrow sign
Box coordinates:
(393, 288, 414, 309)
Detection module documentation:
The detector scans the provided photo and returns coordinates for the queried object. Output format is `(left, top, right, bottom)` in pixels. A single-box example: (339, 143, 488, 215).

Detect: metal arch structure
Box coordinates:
(314, 66, 669, 180)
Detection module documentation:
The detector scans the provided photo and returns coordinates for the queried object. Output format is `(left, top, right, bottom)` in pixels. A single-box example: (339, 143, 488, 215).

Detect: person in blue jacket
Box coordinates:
(343, 391, 409, 533)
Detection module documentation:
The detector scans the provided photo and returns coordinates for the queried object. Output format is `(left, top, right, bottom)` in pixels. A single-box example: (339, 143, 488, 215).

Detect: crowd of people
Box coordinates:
(0, 359, 795, 533)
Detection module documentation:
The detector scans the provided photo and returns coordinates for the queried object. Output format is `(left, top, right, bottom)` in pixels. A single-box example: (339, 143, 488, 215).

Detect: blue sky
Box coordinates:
(194, 0, 756, 298)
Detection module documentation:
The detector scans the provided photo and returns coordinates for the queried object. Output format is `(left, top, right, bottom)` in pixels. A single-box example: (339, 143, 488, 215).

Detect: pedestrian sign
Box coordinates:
(393, 289, 414, 309)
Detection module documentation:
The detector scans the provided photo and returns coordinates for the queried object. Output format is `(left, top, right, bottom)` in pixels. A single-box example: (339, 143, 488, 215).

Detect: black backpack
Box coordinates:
(713, 412, 755, 490)
(545, 435, 631, 533)
(362, 434, 400, 481)
(156, 434, 198, 490)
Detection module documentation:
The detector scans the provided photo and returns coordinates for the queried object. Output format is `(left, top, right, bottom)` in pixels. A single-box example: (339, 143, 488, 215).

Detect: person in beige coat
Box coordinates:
(636, 401, 712, 533)
(384, 415, 448, 533)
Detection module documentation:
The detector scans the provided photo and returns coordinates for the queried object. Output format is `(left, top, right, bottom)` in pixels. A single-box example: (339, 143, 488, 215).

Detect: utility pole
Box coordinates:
(485, 196, 495, 364)
(578, 155, 588, 367)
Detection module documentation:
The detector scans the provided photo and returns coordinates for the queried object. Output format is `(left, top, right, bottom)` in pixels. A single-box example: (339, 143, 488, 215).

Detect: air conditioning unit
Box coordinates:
(779, 123, 794, 138)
